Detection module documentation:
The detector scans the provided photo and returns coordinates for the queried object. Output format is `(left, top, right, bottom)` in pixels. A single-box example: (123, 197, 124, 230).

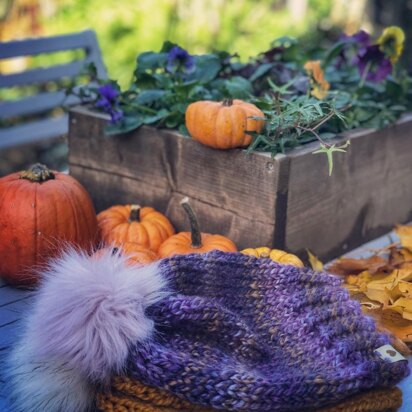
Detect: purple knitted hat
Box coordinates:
(6, 249, 409, 412)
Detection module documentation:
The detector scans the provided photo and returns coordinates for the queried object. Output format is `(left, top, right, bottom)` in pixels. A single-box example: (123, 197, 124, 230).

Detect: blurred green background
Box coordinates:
(36, 0, 331, 88)
(2, 0, 411, 89)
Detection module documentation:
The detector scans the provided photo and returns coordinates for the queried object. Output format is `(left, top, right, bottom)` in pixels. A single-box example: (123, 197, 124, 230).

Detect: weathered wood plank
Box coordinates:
(285, 115, 412, 261)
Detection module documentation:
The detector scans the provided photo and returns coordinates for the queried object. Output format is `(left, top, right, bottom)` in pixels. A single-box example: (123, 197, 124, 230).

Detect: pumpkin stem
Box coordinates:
(129, 205, 141, 222)
(20, 163, 55, 182)
(180, 197, 202, 248)
(222, 98, 233, 107)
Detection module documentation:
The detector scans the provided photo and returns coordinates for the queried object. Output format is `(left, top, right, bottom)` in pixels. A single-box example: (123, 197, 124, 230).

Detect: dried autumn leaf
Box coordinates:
(389, 246, 412, 267)
(306, 249, 323, 271)
(395, 225, 412, 252)
(388, 297, 412, 321)
(398, 281, 412, 298)
(328, 255, 388, 276)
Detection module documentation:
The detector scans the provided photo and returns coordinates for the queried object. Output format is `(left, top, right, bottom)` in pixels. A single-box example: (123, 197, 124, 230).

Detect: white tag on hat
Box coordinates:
(374, 344, 406, 363)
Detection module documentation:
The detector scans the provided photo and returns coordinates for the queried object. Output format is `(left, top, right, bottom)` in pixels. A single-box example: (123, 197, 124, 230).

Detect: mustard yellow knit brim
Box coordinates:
(96, 376, 403, 412)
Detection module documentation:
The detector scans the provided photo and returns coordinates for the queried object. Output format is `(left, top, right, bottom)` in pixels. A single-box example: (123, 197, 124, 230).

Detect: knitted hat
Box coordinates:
(6, 249, 409, 412)
(96, 376, 403, 412)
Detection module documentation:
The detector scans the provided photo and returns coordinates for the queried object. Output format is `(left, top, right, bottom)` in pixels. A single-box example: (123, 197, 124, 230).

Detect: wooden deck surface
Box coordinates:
(0, 234, 411, 411)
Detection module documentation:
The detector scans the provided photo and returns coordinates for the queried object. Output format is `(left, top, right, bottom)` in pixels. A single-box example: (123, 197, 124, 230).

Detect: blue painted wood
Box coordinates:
(0, 30, 107, 148)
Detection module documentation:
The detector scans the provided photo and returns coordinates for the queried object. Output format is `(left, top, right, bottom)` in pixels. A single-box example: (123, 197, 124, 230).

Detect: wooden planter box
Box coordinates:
(68, 106, 412, 261)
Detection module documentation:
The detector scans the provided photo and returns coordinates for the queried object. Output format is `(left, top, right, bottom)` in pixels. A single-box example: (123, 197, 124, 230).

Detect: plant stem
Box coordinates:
(129, 205, 141, 222)
(20, 163, 55, 182)
(180, 197, 202, 248)
(128, 103, 158, 114)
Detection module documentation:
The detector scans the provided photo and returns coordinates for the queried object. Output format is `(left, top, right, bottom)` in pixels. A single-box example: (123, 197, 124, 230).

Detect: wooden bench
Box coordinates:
(0, 30, 107, 149)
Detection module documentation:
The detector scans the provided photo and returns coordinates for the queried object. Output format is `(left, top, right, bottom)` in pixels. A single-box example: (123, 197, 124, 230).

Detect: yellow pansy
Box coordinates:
(304, 60, 330, 100)
(377, 26, 405, 64)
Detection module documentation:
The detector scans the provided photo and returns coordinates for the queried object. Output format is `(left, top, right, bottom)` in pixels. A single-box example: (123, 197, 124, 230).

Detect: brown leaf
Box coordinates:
(366, 307, 412, 343)
(328, 255, 388, 276)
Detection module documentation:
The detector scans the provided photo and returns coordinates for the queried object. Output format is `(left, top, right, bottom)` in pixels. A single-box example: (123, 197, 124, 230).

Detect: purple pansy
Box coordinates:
(336, 30, 371, 67)
(95, 84, 124, 124)
(166, 46, 195, 74)
(357, 45, 392, 82)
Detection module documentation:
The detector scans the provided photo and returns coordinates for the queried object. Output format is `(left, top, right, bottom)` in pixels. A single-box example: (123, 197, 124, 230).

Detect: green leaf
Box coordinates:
(136, 51, 167, 72)
(142, 109, 170, 124)
(105, 116, 144, 135)
(224, 76, 253, 99)
(135, 90, 166, 105)
(187, 54, 221, 83)
(323, 40, 347, 67)
(249, 63, 274, 82)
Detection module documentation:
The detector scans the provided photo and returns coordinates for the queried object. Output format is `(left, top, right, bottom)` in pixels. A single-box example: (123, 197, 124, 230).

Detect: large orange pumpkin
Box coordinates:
(95, 243, 158, 266)
(158, 197, 237, 258)
(97, 204, 175, 252)
(0, 164, 98, 286)
(185, 99, 265, 149)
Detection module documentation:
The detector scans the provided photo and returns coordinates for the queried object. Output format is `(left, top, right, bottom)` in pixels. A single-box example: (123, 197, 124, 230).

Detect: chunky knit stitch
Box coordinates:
(96, 376, 403, 412)
(126, 251, 409, 411)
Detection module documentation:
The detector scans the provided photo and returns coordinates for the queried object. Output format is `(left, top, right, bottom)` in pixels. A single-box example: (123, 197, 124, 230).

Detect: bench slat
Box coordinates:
(0, 60, 88, 88)
(0, 115, 68, 149)
(1, 30, 96, 58)
(0, 93, 80, 119)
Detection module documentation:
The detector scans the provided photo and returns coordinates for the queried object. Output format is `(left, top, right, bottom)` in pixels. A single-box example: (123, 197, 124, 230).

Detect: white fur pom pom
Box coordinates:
(6, 247, 168, 412)
(7, 339, 95, 412)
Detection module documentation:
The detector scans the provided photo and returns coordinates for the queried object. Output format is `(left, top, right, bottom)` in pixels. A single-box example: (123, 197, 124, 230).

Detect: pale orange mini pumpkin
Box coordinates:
(185, 99, 265, 149)
(95, 242, 158, 265)
(97, 204, 175, 252)
(158, 197, 237, 257)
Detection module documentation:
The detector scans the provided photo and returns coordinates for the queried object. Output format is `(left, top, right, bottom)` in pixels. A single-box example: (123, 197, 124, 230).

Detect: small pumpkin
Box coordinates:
(158, 197, 237, 258)
(95, 242, 158, 265)
(97, 204, 175, 252)
(185, 99, 265, 149)
(0, 163, 98, 286)
(241, 247, 304, 267)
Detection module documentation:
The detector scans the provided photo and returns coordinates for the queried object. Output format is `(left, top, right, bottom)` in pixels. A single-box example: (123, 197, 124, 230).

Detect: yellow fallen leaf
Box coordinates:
(392, 297, 412, 311)
(365, 287, 391, 307)
(386, 283, 403, 305)
(307, 249, 323, 271)
(395, 225, 412, 252)
(395, 268, 412, 282)
(398, 281, 412, 298)
(403, 310, 412, 321)
(365, 270, 398, 290)
(387, 297, 412, 320)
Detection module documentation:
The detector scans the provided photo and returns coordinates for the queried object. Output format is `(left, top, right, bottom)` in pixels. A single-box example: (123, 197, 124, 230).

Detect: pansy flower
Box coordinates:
(304, 60, 330, 99)
(336, 30, 371, 67)
(377, 26, 405, 64)
(95, 84, 124, 124)
(357, 45, 392, 83)
(166, 45, 195, 75)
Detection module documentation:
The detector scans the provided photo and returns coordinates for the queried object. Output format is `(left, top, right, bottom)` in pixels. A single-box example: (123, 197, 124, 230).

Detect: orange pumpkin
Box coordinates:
(185, 99, 265, 149)
(0, 164, 98, 286)
(97, 204, 175, 252)
(95, 242, 158, 265)
(158, 197, 237, 258)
